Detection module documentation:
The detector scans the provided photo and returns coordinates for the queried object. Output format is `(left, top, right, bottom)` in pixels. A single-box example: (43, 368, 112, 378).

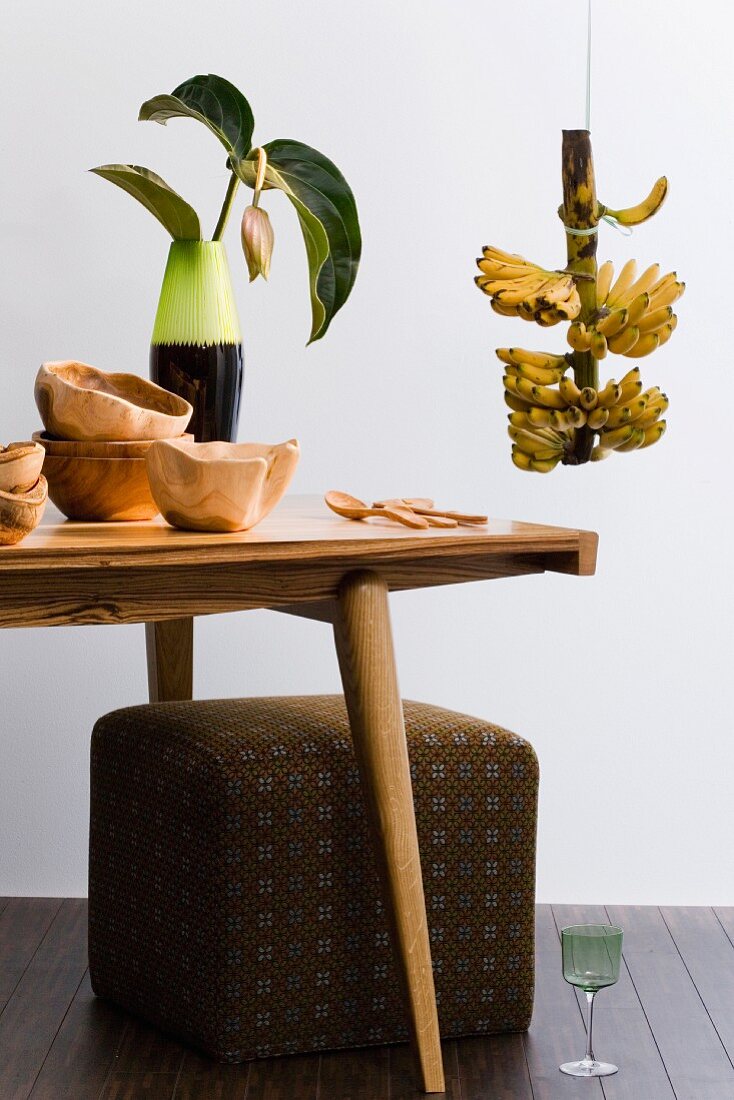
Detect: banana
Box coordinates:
(649, 278, 684, 310)
(490, 297, 519, 318)
(579, 387, 598, 410)
(596, 308, 629, 338)
(591, 445, 611, 461)
(638, 420, 667, 448)
(607, 259, 638, 306)
(657, 320, 676, 348)
(495, 280, 548, 306)
(615, 428, 646, 453)
(587, 407, 609, 430)
(511, 448, 533, 471)
(599, 423, 637, 450)
(618, 266, 661, 306)
(508, 411, 533, 429)
(596, 261, 614, 309)
(625, 332, 661, 358)
(603, 177, 668, 226)
(527, 406, 554, 427)
(626, 292, 651, 327)
(619, 366, 642, 387)
(550, 407, 586, 430)
(636, 396, 669, 427)
(482, 245, 527, 264)
(559, 376, 583, 405)
(627, 398, 650, 423)
(505, 348, 567, 370)
(530, 455, 561, 473)
(568, 321, 592, 352)
(596, 379, 622, 408)
(504, 390, 533, 413)
(637, 305, 674, 334)
(591, 330, 608, 360)
(618, 369, 643, 404)
(530, 382, 568, 409)
(607, 326, 640, 355)
(604, 404, 633, 429)
(515, 361, 566, 385)
(508, 426, 562, 459)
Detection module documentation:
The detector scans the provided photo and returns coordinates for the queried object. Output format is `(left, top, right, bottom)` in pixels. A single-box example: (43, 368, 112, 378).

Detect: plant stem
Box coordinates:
(561, 129, 599, 465)
(212, 171, 240, 242)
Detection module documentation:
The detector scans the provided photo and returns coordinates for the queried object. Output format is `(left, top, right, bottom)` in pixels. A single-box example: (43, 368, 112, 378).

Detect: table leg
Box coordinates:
(332, 570, 444, 1094)
(145, 617, 194, 702)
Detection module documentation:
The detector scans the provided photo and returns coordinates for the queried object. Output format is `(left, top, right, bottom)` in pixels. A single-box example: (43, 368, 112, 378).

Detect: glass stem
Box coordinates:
(584, 991, 596, 1063)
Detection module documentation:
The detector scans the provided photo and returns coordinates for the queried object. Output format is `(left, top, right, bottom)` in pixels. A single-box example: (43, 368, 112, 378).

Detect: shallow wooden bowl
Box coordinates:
(0, 441, 45, 494)
(35, 361, 193, 442)
(145, 439, 300, 532)
(0, 476, 48, 546)
(32, 430, 193, 459)
(42, 454, 159, 522)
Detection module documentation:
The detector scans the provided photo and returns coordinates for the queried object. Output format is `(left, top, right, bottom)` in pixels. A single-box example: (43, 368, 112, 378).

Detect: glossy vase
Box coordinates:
(150, 241, 243, 442)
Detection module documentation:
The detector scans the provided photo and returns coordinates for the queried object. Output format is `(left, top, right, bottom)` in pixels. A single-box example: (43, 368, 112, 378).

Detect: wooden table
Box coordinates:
(0, 495, 597, 1094)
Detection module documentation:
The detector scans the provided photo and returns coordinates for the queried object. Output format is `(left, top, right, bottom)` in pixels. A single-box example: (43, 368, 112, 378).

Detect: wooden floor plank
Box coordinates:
(0, 899, 88, 1100)
(245, 1052, 320, 1100)
(173, 1050, 248, 1100)
(391, 1040, 460, 1099)
(98, 1015, 187, 1098)
(552, 904, 675, 1100)
(97, 1073, 181, 1098)
(318, 1044, 389, 1099)
(0, 898, 62, 1014)
(28, 972, 128, 1100)
(606, 905, 734, 1100)
(523, 904, 603, 1099)
(457, 1033, 533, 1099)
(661, 907, 734, 1068)
(714, 907, 734, 947)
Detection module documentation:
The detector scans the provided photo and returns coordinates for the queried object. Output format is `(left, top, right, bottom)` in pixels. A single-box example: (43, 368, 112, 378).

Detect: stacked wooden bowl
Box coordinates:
(34, 361, 193, 521)
(0, 442, 47, 545)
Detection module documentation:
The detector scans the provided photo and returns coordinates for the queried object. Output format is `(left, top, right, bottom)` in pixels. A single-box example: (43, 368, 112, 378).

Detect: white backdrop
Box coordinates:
(1, 0, 731, 903)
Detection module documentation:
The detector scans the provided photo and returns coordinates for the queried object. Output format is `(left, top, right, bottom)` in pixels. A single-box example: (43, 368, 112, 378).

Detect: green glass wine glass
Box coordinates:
(560, 924, 623, 1077)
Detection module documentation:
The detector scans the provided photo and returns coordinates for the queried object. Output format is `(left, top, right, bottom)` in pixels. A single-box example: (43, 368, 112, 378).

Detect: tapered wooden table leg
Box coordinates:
(333, 570, 444, 1094)
(145, 617, 194, 702)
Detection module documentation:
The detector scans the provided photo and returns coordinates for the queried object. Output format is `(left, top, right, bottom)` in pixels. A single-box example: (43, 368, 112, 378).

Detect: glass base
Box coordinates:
(560, 1058, 618, 1077)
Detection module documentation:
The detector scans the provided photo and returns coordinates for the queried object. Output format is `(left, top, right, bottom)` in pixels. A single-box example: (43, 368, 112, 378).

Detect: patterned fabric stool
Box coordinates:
(89, 696, 538, 1062)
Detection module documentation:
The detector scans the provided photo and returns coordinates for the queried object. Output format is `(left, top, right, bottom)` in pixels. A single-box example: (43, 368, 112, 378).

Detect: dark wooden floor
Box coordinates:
(1, 901, 733, 1099)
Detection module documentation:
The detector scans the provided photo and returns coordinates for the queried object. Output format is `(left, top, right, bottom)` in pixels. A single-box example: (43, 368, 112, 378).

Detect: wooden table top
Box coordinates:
(0, 495, 598, 573)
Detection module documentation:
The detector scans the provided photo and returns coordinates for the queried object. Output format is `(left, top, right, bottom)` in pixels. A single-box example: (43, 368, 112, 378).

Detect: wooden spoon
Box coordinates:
(374, 498, 458, 528)
(325, 491, 429, 530)
(374, 497, 488, 525)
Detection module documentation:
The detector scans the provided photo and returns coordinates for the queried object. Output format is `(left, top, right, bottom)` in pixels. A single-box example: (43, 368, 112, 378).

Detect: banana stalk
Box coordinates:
(560, 129, 599, 465)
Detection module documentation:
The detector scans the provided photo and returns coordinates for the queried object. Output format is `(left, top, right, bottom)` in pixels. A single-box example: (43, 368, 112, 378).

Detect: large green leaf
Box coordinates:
(139, 74, 255, 160)
(89, 164, 201, 239)
(234, 141, 361, 343)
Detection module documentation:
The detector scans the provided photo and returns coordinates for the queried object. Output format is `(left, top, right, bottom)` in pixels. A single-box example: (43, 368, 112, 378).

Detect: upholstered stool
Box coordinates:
(89, 696, 538, 1062)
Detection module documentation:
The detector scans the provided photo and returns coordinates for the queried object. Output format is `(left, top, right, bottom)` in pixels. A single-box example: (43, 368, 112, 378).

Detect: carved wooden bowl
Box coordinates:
(32, 430, 193, 459)
(35, 361, 193, 442)
(0, 476, 48, 546)
(0, 441, 45, 494)
(42, 454, 159, 522)
(145, 439, 300, 532)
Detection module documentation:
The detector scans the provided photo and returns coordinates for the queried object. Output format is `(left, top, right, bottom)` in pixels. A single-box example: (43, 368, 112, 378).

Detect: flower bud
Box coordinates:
(241, 205, 274, 281)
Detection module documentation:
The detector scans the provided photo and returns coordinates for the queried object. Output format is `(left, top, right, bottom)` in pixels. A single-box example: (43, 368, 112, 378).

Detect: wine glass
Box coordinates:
(560, 923, 623, 1077)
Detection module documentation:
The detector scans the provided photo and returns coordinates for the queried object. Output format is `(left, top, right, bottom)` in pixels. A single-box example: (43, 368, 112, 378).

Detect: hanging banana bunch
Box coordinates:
(475, 130, 684, 471)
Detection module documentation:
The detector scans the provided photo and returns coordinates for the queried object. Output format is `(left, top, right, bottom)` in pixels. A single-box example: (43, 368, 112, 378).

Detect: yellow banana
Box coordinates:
(505, 348, 567, 370)
(578, 388, 597, 410)
(550, 407, 586, 430)
(596, 260, 614, 308)
(605, 404, 633, 430)
(591, 445, 612, 461)
(568, 322, 592, 352)
(515, 362, 566, 385)
(619, 366, 642, 387)
(615, 428, 646, 453)
(511, 448, 533, 471)
(627, 398, 650, 423)
(638, 420, 667, 449)
(527, 406, 554, 428)
(637, 305, 674, 334)
(607, 326, 640, 355)
(607, 259, 638, 306)
(636, 396, 669, 427)
(596, 379, 622, 408)
(625, 332, 660, 358)
(626, 292, 651, 327)
(530, 382, 568, 409)
(657, 320, 676, 348)
(587, 407, 609, 430)
(530, 456, 561, 473)
(508, 411, 533, 429)
(599, 423, 637, 450)
(618, 266, 661, 307)
(591, 330, 608, 360)
(504, 390, 533, 413)
(508, 426, 562, 460)
(559, 376, 583, 405)
(596, 308, 629, 338)
(491, 298, 520, 318)
(649, 278, 684, 310)
(603, 177, 668, 226)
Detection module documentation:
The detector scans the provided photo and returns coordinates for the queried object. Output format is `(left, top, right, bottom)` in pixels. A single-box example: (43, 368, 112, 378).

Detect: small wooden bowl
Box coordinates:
(42, 454, 159, 522)
(35, 361, 193, 442)
(146, 439, 300, 532)
(0, 476, 48, 545)
(0, 441, 45, 494)
(32, 430, 193, 459)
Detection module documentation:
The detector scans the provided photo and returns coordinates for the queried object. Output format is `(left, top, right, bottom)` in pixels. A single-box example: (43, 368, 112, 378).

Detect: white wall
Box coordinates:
(1, 0, 731, 903)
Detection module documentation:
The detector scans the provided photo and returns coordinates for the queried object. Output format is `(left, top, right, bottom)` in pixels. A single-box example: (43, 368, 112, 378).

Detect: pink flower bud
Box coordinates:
(241, 205, 274, 281)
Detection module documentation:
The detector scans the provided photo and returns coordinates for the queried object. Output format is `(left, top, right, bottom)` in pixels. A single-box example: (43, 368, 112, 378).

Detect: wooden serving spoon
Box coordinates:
(374, 498, 458, 528)
(325, 491, 429, 529)
(374, 497, 488, 525)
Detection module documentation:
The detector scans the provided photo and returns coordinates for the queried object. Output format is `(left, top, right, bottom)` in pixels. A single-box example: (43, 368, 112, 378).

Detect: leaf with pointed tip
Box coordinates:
(139, 74, 255, 160)
(234, 140, 361, 343)
(89, 164, 201, 239)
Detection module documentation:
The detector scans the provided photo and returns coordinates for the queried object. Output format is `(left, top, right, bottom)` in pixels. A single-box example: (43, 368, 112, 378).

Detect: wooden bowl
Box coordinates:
(0, 441, 45, 493)
(32, 430, 193, 459)
(145, 439, 300, 532)
(0, 476, 48, 546)
(35, 361, 193, 442)
(42, 454, 159, 521)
